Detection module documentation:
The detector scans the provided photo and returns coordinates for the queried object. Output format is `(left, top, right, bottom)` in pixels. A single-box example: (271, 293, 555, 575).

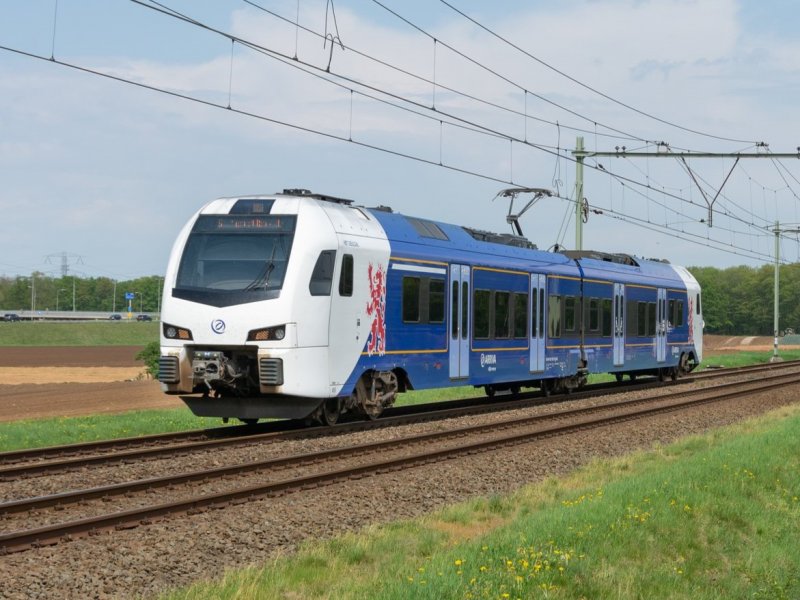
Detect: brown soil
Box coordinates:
(0, 346, 144, 367)
(0, 346, 182, 422)
(0, 337, 795, 422)
(704, 334, 800, 354)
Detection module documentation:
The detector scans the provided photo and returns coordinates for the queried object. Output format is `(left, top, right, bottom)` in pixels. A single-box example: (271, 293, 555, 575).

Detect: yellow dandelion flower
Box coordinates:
(480, 565, 488, 572)
(455, 559, 463, 567)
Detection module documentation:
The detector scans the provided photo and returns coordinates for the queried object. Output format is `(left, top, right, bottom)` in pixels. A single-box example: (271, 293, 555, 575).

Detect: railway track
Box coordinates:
(1, 359, 797, 482)
(2, 368, 799, 554)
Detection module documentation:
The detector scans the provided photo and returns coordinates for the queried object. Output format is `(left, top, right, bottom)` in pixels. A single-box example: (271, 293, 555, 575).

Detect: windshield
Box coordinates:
(173, 214, 296, 307)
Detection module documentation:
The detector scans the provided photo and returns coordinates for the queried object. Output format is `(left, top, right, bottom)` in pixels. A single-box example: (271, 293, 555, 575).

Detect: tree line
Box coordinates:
(0, 273, 164, 314)
(690, 264, 800, 335)
(0, 264, 793, 334)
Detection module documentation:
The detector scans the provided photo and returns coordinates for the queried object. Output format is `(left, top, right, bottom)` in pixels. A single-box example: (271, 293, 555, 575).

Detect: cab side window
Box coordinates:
(309, 250, 336, 296)
(339, 254, 353, 296)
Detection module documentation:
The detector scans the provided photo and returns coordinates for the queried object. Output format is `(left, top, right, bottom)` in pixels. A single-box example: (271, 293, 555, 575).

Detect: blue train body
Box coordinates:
(158, 190, 703, 424)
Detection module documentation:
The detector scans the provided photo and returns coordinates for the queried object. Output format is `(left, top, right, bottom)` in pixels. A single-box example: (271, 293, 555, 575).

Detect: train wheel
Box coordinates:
(355, 378, 383, 420)
(485, 385, 496, 398)
(678, 353, 690, 376)
(615, 373, 624, 383)
(321, 397, 342, 426)
(510, 385, 521, 397)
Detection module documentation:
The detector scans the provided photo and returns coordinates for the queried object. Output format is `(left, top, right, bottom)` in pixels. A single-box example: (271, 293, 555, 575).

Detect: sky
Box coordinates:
(2, 0, 800, 280)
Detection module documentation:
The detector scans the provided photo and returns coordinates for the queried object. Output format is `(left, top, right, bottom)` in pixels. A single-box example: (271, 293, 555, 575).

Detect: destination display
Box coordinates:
(191, 215, 296, 233)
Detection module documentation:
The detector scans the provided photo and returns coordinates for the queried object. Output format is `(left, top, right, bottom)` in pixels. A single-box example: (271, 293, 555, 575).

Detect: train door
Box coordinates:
(529, 274, 546, 372)
(449, 264, 470, 379)
(656, 287, 667, 362)
(613, 283, 625, 367)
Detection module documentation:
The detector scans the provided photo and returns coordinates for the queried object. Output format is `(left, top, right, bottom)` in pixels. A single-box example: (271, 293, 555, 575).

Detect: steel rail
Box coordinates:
(1, 370, 796, 516)
(1, 372, 799, 554)
(1, 359, 796, 479)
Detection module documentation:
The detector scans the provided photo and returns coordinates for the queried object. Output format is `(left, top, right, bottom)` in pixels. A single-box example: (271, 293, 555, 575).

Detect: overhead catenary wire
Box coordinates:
(0, 40, 781, 264)
(240, 0, 644, 145)
(368, 0, 652, 144)
(436, 0, 758, 146)
(130, 0, 786, 240)
(3, 2, 797, 267)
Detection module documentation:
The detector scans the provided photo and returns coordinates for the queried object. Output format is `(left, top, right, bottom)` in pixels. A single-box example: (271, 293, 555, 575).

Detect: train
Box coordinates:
(157, 189, 703, 425)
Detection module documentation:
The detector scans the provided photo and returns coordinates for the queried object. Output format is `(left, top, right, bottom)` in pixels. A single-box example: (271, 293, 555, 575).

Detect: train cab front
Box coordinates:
(157, 195, 333, 422)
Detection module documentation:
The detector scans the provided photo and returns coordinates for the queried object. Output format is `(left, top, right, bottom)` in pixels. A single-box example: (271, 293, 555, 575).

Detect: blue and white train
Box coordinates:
(158, 189, 703, 424)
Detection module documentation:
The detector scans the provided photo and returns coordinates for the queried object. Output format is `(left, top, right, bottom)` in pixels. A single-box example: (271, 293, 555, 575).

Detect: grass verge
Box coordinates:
(161, 404, 800, 600)
(698, 348, 800, 368)
(0, 321, 158, 346)
(2, 349, 799, 452)
(0, 409, 219, 452)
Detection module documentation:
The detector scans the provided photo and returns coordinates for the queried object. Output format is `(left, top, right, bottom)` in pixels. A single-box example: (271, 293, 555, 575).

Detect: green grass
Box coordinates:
(0, 408, 220, 452)
(0, 321, 158, 346)
(161, 404, 800, 600)
(698, 348, 800, 369)
(2, 348, 796, 452)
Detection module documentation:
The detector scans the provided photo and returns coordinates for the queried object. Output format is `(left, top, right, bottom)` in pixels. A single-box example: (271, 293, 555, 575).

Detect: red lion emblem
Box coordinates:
(366, 263, 386, 356)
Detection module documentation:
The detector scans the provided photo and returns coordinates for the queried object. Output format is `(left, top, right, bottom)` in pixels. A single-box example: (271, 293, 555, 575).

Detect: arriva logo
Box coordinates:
(211, 319, 226, 334)
(480, 353, 497, 368)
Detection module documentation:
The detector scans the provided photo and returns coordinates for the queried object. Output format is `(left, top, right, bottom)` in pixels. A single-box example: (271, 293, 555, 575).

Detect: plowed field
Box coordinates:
(0, 346, 181, 422)
(0, 336, 793, 422)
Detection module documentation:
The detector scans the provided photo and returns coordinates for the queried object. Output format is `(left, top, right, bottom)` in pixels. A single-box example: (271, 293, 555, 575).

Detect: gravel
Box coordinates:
(0, 372, 798, 600)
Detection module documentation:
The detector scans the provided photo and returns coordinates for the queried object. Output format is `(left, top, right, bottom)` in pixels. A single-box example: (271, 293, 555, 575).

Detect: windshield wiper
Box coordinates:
(244, 246, 277, 291)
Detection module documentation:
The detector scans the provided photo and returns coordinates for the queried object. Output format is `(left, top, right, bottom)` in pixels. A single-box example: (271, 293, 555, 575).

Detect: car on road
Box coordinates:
(136, 314, 152, 321)
(109, 314, 122, 321)
(3, 313, 20, 322)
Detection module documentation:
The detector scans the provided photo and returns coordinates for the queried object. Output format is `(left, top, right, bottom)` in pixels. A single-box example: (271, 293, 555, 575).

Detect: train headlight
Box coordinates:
(163, 323, 193, 340)
(247, 325, 286, 341)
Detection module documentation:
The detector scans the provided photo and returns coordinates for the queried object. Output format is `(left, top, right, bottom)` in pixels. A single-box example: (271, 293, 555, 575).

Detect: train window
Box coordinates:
(601, 299, 612, 337)
(461, 282, 469, 338)
(668, 299, 675, 326)
(402, 277, 420, 322)
(627, 301, 637, 336)
(564, 296, 578, 333)
(309, 250, 336, 296)
(539, 289, 545, 339)
(531, 290, 538, 338)
(637, 302, 647, 336)
(494, 292, 511, 339)
(451, 282, 459, 339)
(548, 295, 562, 338)
(429, 279, 445, 323)
(588, 298, 600, 332)
(696, 294, 701, 315)
(339, 254, 353, 296)
(514, 293, 528, 339)
(474, 290, 491, 339)
(675, 300, 684, 327)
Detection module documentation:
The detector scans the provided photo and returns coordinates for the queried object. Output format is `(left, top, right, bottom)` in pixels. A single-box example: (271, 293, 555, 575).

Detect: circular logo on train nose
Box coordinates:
(211, 319, 226, 334)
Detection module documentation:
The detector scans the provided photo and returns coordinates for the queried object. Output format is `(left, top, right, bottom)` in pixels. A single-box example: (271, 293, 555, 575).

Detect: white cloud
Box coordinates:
(2, 0, 800, 276)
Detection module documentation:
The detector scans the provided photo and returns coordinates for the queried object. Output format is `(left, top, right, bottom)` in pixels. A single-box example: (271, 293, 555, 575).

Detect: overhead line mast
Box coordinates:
(571, 138, 800, 249)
